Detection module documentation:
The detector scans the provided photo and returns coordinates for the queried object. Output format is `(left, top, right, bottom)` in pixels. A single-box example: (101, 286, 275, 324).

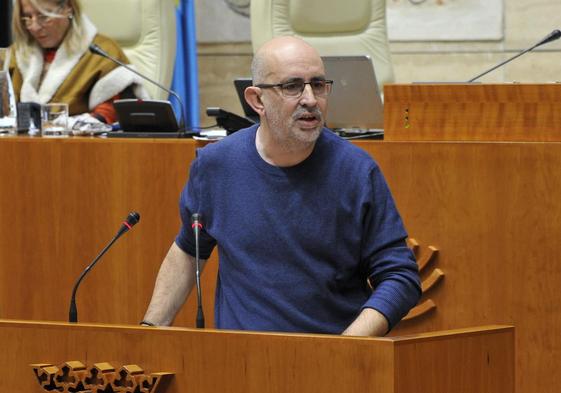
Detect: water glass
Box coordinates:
(41, 103, 69, 137)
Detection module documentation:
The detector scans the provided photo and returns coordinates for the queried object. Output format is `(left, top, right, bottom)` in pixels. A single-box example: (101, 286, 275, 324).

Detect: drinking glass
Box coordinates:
(41, 103, 69, 137)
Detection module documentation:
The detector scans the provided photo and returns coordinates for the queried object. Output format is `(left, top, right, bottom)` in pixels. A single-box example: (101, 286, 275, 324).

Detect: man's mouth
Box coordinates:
(295, 112, 321, 128)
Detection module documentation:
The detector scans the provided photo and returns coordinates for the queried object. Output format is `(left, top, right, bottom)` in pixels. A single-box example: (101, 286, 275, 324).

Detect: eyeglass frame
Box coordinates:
(21, 4, 66, 28)
(255, 78, 334, 98)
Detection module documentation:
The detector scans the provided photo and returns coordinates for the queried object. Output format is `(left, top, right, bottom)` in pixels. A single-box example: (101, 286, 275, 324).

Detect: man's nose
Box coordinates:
(299, 84, 318, 106)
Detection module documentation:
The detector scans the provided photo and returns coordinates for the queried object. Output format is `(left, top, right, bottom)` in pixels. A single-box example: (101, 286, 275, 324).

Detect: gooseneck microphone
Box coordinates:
(68, 211, 140, 323)
(88, 43, 186, 132)
(191, 213, 205, 328)
(467, 29, 561, 82)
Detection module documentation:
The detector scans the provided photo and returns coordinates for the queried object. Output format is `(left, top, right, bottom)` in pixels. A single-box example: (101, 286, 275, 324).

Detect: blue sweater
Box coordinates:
(176, 125, 421, 334)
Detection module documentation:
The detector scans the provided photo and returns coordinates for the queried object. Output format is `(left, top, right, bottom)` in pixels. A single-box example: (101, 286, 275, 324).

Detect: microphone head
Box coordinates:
(191, 213, 202, 225)
(89, 43, 106, 57)
(537, 29, 561, 47)
(126, 211, 140, 227)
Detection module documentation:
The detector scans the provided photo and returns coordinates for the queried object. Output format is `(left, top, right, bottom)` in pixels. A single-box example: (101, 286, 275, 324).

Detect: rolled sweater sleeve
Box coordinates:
(360, 166, 422, 330)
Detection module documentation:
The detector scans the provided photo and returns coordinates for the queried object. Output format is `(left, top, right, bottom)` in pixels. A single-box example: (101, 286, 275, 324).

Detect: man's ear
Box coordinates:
(244, 86, 265, 116)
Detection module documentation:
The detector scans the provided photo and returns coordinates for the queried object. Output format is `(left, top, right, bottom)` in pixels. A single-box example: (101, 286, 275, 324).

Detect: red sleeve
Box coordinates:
(91, 94, 120, 124)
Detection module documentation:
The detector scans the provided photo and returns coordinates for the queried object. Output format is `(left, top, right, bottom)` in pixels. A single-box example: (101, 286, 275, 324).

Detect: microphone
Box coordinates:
(191, 213, 205, 328)
(88, 43, 187, 132)
(467, 29, 561, 82)
(68, 211, 140, 323)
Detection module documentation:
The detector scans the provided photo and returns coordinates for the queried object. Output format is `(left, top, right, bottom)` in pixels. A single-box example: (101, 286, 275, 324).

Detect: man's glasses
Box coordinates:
(256, 79, 333, 98)
(21, 5, 64, 28)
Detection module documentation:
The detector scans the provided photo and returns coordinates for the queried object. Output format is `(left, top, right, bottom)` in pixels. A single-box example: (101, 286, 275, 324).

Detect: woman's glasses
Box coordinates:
(21, 5, 64, 28)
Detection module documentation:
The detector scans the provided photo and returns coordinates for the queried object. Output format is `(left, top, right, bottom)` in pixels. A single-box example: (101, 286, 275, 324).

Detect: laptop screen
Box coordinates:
(233, 55, 383, 131)
(233, 78, 259, 123)
(322, 55, 384, 131)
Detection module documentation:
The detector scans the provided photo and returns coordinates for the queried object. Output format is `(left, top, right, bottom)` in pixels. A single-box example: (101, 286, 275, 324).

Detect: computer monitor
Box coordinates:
(233, 78, 259, 124)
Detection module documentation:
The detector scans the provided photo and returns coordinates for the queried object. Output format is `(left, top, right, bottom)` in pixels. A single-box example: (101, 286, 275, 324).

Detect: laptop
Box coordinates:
(233, 78, 260, 124)
(233, 55, 383, 134)
(321, 55, 383, 132)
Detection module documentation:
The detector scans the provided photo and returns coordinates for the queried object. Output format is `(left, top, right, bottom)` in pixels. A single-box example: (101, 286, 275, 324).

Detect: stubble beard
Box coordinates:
(268, 109, 324, 152)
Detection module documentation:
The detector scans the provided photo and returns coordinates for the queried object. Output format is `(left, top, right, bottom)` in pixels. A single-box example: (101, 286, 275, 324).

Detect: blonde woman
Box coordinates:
(9, 0, 148, 124)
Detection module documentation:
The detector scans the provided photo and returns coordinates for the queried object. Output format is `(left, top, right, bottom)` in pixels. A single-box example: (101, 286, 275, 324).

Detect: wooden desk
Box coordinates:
(0, 320, 513, 393)
(0, 136, 559, 393)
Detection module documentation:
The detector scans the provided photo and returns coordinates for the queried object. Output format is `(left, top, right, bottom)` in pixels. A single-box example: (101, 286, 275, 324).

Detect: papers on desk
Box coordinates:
(0, 117, 16, 128)
(193, 128, 227, 141)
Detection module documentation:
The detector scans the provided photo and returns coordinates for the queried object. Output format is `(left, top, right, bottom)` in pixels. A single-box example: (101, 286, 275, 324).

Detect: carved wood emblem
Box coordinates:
(31, 361, 173, 393)
(403, 238, 444, 320)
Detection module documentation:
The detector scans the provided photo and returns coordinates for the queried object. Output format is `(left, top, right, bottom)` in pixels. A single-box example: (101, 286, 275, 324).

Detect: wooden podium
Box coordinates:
(0, 320, 513, 393)
(384, 83, 561, 141)
(0, 134, 554, 393)
(2, 90, 560, 393)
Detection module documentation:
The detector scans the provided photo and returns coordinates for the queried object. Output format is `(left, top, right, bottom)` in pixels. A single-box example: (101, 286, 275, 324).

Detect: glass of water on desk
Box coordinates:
(41, 103, 69, 137)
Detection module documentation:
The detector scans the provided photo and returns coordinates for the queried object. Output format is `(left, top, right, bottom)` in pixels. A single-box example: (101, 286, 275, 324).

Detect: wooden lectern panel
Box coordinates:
(0, 320, 513, 393)
(384, 83, 561, 141)
(0, 137, 557, 393)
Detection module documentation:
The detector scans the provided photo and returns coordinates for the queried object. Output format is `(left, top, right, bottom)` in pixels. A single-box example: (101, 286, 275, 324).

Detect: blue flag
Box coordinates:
(170, 0, 199, 130)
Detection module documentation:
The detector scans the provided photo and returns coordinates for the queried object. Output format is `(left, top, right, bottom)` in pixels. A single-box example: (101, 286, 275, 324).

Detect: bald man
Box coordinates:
(142, 37, 421, 336)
